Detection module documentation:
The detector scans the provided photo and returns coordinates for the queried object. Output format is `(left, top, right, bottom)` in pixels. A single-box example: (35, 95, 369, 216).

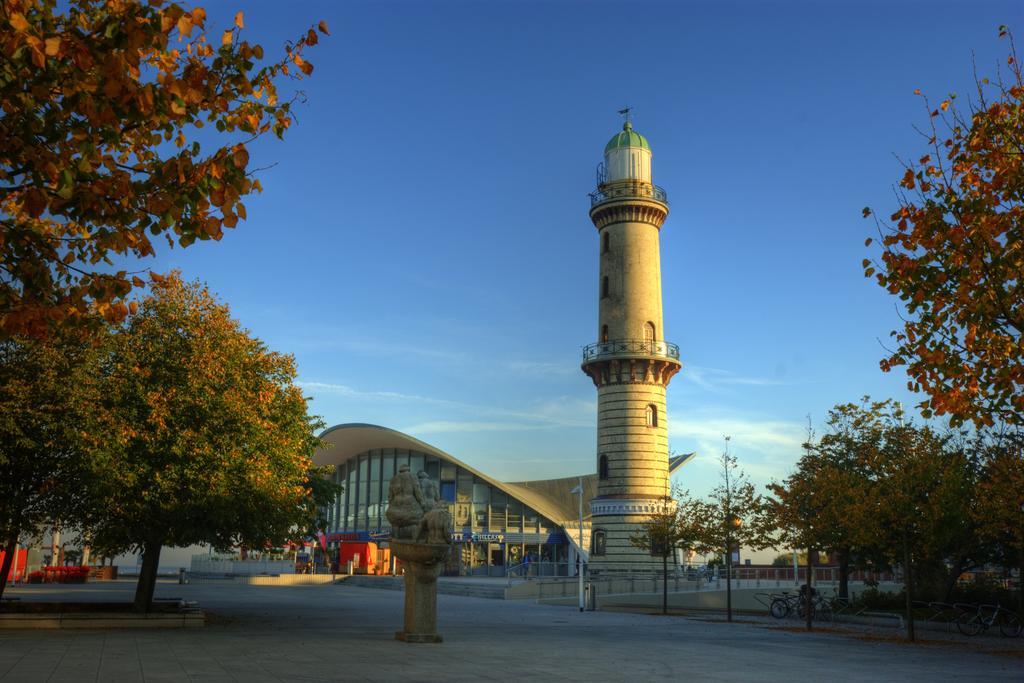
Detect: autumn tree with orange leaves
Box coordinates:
(0, 0, 327, 338)
(85, 274, 335, 612)
(864, 28, 1023, 429)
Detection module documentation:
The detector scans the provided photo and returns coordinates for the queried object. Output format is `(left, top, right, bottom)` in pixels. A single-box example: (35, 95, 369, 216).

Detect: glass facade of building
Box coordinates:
(325, 447, 569, 576)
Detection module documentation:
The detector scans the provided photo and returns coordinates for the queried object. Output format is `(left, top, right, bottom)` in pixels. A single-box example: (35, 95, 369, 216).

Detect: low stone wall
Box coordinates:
(0, 612, 205, 629)
(535, 580, 908, 611)
(189, 558, 295, 576)
(244, 574, 337, 586)
(185, 573, 338, 586)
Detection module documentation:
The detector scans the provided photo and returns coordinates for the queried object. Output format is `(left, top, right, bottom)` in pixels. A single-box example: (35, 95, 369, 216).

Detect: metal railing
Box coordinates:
(589, 183, 668, 208)
(582, 339, 680, 363)
(506, 561, 570, 579)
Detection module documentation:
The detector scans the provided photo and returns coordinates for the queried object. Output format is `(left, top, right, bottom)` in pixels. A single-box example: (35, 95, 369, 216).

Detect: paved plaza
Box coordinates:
(0, 580, 1021, 681)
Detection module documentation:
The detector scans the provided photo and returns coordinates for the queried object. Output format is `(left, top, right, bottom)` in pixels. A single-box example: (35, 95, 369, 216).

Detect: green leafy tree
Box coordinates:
(767, 413, 883, 602)
(771, 399, 981, 641)
(972, 434, 1024, 611)
(630, 491, 708, 615)
(863, 28, 1023, 428)
(0, 0, 327, 337)
(85, 274, 335, 611)
(700, 444, 768, 622)
(858, 412, 972, 642)
(0, 332, 102, 600)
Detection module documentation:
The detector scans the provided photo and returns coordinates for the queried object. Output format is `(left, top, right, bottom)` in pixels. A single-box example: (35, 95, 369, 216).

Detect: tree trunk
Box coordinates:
(805, 549, 814, 632)
(903, 532, 915, 642)
(838, 550, 850, 600)
(1018, 555, 1023, 614)
(726, 552, 733, 623)
(662, 552, 668, 615)
(133, 540, 162, 613)
(0, 533, 18, 603)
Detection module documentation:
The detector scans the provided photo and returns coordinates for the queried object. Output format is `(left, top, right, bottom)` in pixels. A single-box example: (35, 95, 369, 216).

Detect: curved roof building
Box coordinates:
(313, 423, 692, 577)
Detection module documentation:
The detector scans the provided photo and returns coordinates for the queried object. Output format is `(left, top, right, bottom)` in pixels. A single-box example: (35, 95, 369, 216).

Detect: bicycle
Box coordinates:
(956, 603, 1022, 637)
(796, 590, 833, 622)
(769, 591, 802, 619)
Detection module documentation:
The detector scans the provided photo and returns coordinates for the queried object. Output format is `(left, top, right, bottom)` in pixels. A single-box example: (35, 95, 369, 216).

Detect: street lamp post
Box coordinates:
(725, 513, 741, 623)
(571, 477, 584, 612)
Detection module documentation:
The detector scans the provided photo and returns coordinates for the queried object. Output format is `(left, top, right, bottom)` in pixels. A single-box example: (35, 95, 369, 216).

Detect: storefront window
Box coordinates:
(425, 456, 439, 482)
(441, 462, 456, 481)
(345, 466, 356, 529)
(473, 543, 487, 575)
(524, 507, 539, 534)
(524, 544, 541, 569)
(490, 491, 506, 531)
(455, 502, 470, 527)
(506, 500, 522, 533)
(456, 471, 472, 502)
(368, 456, 381, 529)
(410, 452, 424, 476)
(473, 505, 487, 529)
(472, 482, 489, 529)
(456, 471, 471, 527)
(541, 544, 555, 563)
(508, 543, 523, 567)
(356, 503, 367, 531)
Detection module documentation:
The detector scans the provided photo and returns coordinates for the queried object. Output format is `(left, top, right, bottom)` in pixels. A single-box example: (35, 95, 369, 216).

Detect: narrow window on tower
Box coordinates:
(598, 454, 609, 480)
(601, 276, 609, 299)
(592, 530, 606, 556)
(602, 231, 610, 254)
(646, 404, 658, 428)
(644, 322, 656, 342)
(601, 325, 609, 342)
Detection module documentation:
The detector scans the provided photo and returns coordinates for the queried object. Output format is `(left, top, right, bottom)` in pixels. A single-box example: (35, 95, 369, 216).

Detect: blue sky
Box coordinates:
(145, 0, 1020, 497)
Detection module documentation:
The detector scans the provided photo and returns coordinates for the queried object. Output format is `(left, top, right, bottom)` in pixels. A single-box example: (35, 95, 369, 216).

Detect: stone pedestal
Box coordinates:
(390, 540, 449, 643)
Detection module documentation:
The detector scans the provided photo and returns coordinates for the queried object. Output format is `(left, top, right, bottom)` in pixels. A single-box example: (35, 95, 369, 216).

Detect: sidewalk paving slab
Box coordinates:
(0, 580, 1020, 682)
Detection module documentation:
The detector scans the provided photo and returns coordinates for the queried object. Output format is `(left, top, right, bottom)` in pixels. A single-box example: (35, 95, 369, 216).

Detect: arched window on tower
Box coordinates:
(602, 231, 610, 254)
(601, 325, 609, 342)
(598, 454, 609, 480)
(646, 404, 658, 428)
(592, 530, 606, 556)
(601, 276, 609, 299)
(644, 322, 656, 343)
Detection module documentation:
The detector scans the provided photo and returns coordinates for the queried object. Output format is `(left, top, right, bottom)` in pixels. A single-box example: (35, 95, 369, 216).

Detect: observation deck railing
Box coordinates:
(589, 182, 668, 208)
(582, 339, 680, 363)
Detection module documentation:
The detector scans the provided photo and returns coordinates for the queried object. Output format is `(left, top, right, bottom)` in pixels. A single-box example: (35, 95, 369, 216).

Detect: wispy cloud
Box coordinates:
(669, 410, 807, 485)
(298, 380, 593, 434)
(670, 416, 804, 449)
(399, 421, 551, 434)
(681, 365, 787, 394)
(292, 338, 468, 363)
(503, 359, 577, 376)
(296, 381, 463, 408)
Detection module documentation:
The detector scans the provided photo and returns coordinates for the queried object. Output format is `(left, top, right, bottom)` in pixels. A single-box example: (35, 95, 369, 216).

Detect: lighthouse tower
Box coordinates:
(582, 117, 681, 573)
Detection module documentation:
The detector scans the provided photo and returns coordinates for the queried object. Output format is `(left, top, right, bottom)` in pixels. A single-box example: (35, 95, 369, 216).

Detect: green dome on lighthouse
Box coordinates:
(604, 121, 651, 154)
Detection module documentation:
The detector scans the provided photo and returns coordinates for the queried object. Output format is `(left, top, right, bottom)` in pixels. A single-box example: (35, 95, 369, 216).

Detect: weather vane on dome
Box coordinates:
(617, 106, 633, 126)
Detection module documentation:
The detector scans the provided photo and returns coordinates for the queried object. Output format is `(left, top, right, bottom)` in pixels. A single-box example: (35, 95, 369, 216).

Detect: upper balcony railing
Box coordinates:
(582, 338, 680, 363)
(589, 182, 668, 208)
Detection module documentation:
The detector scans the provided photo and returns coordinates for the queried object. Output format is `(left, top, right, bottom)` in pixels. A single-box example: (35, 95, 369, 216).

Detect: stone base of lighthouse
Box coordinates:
(588, 500, 672, 574)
